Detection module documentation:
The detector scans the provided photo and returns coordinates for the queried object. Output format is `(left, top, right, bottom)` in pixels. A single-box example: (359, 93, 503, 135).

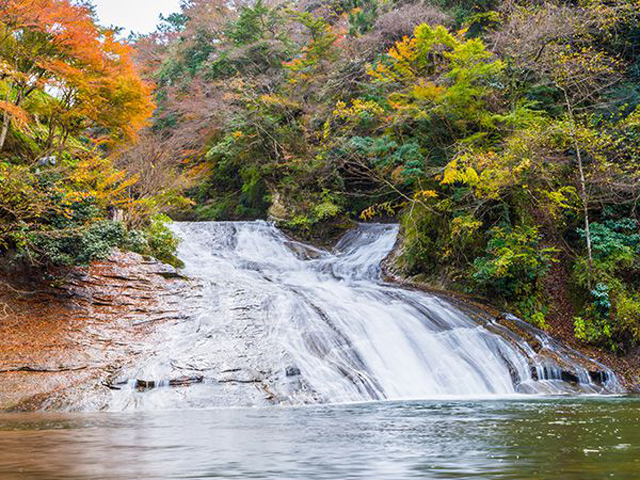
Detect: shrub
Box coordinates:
(574, 219, 640, 287)
(472, 225, 556, 299)
(615, 291, 640, 345)
(574, 314, 613, 346)
(18, 220, 126, 267)
(572, 218, 640, 349)
(127, 215, 183, 269)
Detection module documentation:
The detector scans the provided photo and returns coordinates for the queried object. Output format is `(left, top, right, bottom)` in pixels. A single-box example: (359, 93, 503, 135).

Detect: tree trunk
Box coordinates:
(0, 84, 24, 152)
(564, 90, 593, 290)
(0, 110, 9, 152)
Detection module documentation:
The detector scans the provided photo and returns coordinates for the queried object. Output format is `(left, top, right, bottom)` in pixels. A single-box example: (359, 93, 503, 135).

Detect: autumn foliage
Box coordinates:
(0, 0, 174, 269)
(125, 0, 640, 352)
(0, 0, 154, 151)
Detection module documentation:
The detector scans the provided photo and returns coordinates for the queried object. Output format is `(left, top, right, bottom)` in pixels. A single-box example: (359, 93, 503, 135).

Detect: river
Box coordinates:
(1, 397, 639, 479)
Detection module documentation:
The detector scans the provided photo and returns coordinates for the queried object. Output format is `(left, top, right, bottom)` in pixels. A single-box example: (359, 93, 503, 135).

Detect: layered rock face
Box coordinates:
(0, 252, 199, 411)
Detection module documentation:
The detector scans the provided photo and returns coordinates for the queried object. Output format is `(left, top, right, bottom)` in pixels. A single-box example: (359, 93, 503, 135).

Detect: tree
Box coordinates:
(0, 0, 154, 153)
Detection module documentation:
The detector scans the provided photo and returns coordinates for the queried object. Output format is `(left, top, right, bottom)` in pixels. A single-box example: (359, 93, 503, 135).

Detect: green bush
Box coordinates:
(615, 291, 640, 345)
(18, 220, 126, 267)
(574, 314, 613, 346)
(127, 215, 183, 269)
(574, 285, 640, 350)
(572, 218, 640, 349)
(472, 225, 556, 299)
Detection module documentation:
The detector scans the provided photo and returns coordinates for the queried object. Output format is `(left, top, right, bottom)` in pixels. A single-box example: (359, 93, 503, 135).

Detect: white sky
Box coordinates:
(92, 0, 182, 34)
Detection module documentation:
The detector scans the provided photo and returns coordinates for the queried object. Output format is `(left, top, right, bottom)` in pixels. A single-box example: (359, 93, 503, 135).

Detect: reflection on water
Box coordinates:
(1, 398, 639, 479)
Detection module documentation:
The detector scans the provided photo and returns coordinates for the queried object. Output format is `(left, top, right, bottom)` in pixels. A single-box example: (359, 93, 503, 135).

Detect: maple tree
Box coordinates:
(0, 0, 154, 152)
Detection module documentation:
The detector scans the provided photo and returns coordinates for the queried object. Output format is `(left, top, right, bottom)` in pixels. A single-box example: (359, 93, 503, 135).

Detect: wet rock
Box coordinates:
(217, 369, 263, 384)
(135, 375, 204, 391)
(267, 191, 291, 222)
(284, 241, 326, 261)
(153, 271, 187, 280)
(560, 371, 580, 384)
(285, 366, 301, 377)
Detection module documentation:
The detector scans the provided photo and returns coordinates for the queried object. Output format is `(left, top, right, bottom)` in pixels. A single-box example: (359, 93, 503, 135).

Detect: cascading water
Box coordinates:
(107, 221, 620, 410)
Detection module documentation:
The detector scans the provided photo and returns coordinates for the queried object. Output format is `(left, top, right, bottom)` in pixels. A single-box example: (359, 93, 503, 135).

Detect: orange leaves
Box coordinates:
(0, 102, 29, 131)
(3, 0, 101, 66)
(0, 0, 155, 147)
(66, 154, 140, 209)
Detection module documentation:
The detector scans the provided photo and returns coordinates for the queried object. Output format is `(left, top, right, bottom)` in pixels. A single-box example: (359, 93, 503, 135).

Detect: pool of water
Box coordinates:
(1, 397, 639, 479)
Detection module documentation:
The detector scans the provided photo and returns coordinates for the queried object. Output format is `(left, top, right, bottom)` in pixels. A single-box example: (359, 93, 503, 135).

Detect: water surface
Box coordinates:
(1, 397, 638, 479)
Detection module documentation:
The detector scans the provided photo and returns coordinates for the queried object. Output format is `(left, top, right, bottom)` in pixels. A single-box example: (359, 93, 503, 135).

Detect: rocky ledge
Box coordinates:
(0, 252, 200, 411)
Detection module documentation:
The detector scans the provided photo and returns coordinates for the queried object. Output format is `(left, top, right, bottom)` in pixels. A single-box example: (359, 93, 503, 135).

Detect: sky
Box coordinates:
(92, 0, 182, 35)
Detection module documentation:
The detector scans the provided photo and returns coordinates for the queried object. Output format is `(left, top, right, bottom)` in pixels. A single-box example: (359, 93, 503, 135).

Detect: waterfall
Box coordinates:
(107, 222, 620, 410)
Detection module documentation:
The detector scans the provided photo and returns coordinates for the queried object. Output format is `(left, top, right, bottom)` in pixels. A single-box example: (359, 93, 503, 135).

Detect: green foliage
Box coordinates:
(574, 219, 640, 289)
(339, 136, 425, 184)
(19, 220, 126, 267)
(574, 314, 613, 346)
(585, 219, 640, 259)
(0, 162, 126, 267)
(283, 190, 343, 234)
(573, 219, 640, 349)
(127, 215, 183, 269)
(472, 225, 556, 300)
(575, 286, 640, 350)
(0, 155, 183, 269)
(345, 0, 379, 35)
(313, 190, 342, 220)
(615, 291, 640, 345)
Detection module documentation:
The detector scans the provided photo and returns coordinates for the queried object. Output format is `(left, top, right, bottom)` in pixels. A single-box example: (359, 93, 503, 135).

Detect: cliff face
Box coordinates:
(0, 252, 199, 411)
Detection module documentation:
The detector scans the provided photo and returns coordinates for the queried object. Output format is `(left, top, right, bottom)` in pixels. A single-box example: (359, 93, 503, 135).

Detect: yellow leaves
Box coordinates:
(367, 63, 395, 83)
(367, 22, 502, 132)
(412, 81, 444, 101)
(231, 131, 244, 140)
(451, 214, 482, 239)
(441, 160, 460, 185)
(260, 94, 301, 111)
(0, 163, 54, 241)
(360, 201, 397, 221)
(414, 190, 438, 200)
(322, 119, 331, 140)
(389, 31, 427, 76)
(551, 45, 622, 89)
(67, 154, 139, 209)
(623, 105, 640, 129)
(464, 165, 479, 184)
(441, 160, 479, 186)
(333, 99, 384, 119)
(441, 148, 533, 200)
(579, 0, 640, 34)
(540, 187, 580, 219)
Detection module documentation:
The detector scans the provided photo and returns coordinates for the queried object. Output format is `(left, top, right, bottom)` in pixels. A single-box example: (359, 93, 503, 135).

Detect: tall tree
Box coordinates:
(0, 0, 154, 152)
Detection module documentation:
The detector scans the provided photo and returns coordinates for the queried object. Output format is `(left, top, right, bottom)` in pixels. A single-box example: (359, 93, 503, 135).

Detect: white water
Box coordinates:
(107, 222, 619, 410)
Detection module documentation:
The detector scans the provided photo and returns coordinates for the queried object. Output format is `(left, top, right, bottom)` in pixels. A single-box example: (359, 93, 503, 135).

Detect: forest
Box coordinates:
(1, 0, 640, 357)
